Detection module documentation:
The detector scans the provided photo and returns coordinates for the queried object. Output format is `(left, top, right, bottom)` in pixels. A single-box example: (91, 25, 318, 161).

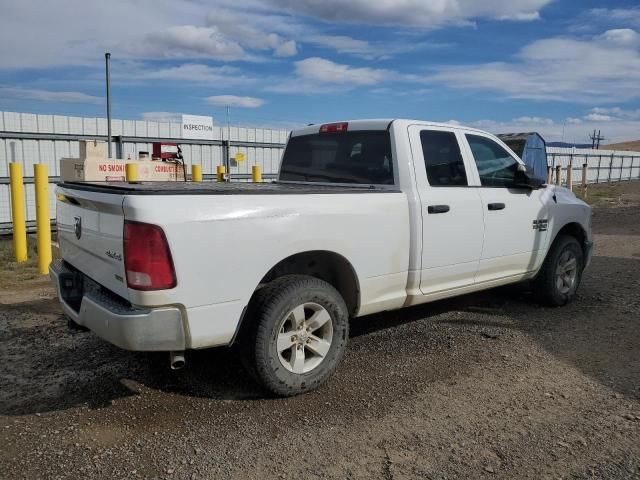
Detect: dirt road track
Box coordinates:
(1, 182, 639, 479)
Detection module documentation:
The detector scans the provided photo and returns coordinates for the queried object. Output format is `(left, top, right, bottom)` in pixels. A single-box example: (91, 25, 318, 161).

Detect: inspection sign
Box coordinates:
(181, 114, 214, 140)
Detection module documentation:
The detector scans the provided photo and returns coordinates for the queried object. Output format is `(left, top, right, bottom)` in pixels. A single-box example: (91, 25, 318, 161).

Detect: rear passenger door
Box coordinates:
(408, 126, 485, 295)
(461, 132, 549, 282)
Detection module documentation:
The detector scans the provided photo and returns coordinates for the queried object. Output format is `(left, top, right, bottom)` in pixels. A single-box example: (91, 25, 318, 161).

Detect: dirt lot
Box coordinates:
(1, 182, 639, 480)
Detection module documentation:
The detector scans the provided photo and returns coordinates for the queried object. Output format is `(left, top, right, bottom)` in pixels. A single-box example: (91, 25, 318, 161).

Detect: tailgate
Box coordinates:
(56, 185, 129, 300)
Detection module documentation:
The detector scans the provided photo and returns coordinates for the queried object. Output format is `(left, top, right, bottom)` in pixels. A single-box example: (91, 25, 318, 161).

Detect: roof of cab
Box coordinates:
(290, 119, 492, 137)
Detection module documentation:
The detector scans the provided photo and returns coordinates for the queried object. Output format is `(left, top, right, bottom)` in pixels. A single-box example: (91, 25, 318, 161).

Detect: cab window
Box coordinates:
(420, 130, 468, 187)
(466, 134, 520, 187)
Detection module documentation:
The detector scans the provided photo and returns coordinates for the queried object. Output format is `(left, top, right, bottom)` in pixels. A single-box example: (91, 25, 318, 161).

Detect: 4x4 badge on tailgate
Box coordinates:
(105, 250, 122, 262)
(74, 216, 82, 239)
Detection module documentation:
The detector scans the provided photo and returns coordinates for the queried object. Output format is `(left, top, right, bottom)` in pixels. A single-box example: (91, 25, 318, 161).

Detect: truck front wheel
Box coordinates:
(242, 275, 349, 396)
(534, 235, 584, 306)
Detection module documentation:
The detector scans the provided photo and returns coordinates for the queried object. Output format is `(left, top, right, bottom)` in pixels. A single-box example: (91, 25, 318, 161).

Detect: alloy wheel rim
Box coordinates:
(276, 302, 334, 374)
(555, 249, 578, 295)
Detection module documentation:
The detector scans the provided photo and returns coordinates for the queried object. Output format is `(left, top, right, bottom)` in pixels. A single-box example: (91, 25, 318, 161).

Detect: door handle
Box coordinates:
(488, 202, 505, 211)
(427, 204, 450, 214)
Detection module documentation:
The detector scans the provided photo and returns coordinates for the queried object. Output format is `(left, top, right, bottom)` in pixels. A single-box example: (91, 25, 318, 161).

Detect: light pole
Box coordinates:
(105, 52, 112, 158)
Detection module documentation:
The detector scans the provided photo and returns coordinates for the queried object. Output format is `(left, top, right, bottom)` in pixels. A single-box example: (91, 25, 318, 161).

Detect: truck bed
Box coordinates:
(59, 181, 399, 195)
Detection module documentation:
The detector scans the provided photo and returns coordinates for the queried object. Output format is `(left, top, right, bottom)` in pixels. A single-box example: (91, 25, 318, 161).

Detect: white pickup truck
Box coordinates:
(51, 119, 593, 396)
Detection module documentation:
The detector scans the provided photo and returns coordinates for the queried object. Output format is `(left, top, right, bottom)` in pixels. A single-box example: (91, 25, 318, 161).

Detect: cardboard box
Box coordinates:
(60, 157, 184, 182)
(79, 140, 107, 160)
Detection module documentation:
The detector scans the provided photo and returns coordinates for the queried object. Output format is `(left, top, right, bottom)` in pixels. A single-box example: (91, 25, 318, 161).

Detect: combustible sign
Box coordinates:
(182, 114, 214, 140)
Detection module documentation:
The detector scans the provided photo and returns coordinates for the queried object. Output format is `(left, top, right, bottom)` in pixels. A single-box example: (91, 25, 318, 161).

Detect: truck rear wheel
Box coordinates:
(242, 275, 349, 396)
(534, 235, 584, 307)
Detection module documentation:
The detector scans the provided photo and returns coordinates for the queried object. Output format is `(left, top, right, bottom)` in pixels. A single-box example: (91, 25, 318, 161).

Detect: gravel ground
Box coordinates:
(1, 182, 639, 480)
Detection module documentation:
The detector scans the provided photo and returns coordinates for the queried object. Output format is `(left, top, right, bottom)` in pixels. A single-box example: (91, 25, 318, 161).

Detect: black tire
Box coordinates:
(534, 235, 584, 307)
(240, 275, 349, 396)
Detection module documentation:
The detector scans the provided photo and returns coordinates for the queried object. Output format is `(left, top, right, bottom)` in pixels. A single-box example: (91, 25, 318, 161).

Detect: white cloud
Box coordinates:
(135, 26, 246, 61)
(304, 34, 450, 60)
(0, 86, 102, 104)
(584, 113, 613, 122)
(206, 95, 265, 108)
(0, 0, 198, 68)
(0, 0, 298, 68)
(262, 0, 552, 27)
(118, 63, 256, 86)
(587, 107, 640, 121)
(294, 57, 390, 85)
(512, 116, 555, 125)
(597, 28, 640, 46)
(204, 9, 298, 58)
(306, 35, 374, 57)
(496, 11, 541, 21)
(451, 114, 640, 144)
(274, 40, 298, 57)
(428, 29, 640, 103)
(588, 7, 640, 27)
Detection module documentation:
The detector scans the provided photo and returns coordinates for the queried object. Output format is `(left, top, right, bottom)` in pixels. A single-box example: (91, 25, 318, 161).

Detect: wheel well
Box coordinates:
(259, 251, 360, 316)
(555, 222, 587, 255)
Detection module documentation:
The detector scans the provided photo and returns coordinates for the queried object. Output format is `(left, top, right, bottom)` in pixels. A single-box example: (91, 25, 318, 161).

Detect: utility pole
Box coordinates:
(105, 52, 112, 158)
(589, 129, 605, 149)
(225, 104, 231, 174)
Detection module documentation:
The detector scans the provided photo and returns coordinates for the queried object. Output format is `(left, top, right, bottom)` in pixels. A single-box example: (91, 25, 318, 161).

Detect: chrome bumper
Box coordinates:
(50, 260, 186, 351)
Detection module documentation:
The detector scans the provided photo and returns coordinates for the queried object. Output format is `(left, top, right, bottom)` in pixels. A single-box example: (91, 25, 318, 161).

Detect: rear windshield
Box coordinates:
(279, 130, 394, 185)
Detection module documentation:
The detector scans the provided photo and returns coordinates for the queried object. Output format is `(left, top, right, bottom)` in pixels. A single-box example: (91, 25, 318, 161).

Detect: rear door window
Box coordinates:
(420, 130, 468, 186)
(279, 131, 394, 185)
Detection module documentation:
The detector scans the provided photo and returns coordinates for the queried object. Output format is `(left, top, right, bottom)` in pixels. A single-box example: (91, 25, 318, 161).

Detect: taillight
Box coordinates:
(319, 122, 348, 134)
(123, 221, 176, 291)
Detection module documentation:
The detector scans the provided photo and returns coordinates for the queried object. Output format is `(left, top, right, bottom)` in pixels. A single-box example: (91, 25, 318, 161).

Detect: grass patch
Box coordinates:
(0, 235, 57, 288)
(573, 182, 626, 207)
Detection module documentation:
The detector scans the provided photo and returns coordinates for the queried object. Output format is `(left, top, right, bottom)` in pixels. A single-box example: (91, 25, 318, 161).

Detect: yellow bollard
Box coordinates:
(252, 165, 262, 182)
(34, 164, 52, 274)
(191, 164, 202, 182)
(126, 163, 138, 183)
(9, 163, 28, 262)
(216, 165, 226, 182)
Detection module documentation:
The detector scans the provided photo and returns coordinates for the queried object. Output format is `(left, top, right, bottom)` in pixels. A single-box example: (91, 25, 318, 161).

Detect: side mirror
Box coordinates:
(514, 163, 544, 190)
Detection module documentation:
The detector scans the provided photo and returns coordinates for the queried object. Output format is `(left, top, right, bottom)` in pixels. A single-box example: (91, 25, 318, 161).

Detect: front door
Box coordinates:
(461, 132, 549, 283)
(408, 126, 485, 295)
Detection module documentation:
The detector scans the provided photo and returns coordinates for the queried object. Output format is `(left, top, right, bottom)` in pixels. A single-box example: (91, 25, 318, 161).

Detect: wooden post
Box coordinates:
(619, 156, 624, 182)
(567, 155, 573, 191)
(581, 163, 588, 199)
(608, 153, 614, 182)
(555, 165, 561, 186)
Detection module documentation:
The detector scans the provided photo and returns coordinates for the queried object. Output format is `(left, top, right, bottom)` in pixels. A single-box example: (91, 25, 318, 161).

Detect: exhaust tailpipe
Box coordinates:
(169, 351, 186, 370)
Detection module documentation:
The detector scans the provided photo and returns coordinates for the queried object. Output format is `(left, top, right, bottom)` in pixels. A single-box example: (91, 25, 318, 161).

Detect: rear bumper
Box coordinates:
(50, 260, 186, 351)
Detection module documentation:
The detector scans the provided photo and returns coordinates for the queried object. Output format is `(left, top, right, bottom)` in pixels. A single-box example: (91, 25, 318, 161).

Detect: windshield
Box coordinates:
(279, 130, 394, 185)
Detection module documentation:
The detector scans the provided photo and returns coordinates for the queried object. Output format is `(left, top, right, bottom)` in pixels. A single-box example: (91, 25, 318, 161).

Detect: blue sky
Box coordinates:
(0, 0, 639, 143)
